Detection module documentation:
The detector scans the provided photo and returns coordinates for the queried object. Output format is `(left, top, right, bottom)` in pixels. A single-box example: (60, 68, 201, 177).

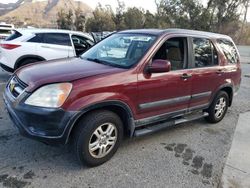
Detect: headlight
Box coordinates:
(25, 83, 72, 108)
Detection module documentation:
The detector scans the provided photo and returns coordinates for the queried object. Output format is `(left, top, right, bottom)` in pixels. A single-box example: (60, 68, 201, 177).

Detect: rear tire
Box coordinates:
(73, 110, 123, 167)
(205, 91, 229, 123)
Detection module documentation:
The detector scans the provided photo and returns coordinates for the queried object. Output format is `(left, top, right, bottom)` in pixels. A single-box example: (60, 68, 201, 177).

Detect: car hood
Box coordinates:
(16, 57, 124, 92)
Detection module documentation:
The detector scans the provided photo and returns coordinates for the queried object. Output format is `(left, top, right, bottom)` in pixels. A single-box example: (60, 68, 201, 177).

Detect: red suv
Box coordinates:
(3, 29, 241, 166)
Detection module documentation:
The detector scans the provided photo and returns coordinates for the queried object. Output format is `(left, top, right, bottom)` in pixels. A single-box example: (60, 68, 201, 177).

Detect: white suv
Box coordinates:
(0, 29, 94, 72)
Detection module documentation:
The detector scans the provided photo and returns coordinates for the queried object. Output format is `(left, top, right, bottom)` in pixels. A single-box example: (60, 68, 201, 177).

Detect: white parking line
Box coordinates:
(0, 82, 6, 85)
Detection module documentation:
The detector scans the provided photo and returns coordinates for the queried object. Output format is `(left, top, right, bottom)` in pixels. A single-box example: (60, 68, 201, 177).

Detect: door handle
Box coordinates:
(181, 73, 192, 79)
(41, 45, 51, 49)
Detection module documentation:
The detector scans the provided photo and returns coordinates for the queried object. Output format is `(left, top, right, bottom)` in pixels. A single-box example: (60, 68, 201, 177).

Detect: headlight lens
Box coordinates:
(25, 83, 72, 108)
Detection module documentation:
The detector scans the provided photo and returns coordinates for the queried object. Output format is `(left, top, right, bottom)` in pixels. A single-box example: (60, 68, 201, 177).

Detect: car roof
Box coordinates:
(15, 28, 93, 40)
(118, 28, 232, 40)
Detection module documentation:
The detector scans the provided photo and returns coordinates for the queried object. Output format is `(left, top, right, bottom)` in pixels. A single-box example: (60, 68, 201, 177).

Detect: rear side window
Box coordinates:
(217, 39, 239, 64)
(28, 33, 71, 46)
(193, 38, 218, 68)
(44, 33, 71, 46)
(5, 31, 22, 41)
(28, 33, 43, 43)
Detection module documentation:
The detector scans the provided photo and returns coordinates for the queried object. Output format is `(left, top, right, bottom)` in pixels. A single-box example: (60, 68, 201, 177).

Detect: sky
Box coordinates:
(1, 0, 250, 21)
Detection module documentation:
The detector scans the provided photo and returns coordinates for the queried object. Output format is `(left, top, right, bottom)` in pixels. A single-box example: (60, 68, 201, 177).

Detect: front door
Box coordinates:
(137, 36, 192, 120)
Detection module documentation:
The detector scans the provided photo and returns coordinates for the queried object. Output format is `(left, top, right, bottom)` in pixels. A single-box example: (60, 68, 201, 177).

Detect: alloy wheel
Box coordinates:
(88, 123, 118, 159)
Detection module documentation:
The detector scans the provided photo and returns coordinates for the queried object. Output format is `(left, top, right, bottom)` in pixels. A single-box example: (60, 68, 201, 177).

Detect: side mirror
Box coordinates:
(147, 59, 171, 73)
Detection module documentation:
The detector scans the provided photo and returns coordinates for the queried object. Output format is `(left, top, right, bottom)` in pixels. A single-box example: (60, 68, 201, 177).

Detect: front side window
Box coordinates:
(193, 38, 218, 68)
(71, 35, 94, 56)
(81, 33, 157, 68)
(217, 39, 239, 64)
(153, 37, 187, 71)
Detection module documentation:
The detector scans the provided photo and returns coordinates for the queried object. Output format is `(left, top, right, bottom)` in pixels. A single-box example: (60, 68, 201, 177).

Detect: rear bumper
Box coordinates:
(3, 85, 78, 145)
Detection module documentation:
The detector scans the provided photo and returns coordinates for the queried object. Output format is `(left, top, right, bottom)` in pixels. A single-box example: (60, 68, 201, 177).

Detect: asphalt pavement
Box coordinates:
(0, 62, 250, 188)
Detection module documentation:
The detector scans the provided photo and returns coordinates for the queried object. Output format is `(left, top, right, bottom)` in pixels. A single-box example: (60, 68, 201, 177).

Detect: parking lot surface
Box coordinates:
(0, 62, 250, 188)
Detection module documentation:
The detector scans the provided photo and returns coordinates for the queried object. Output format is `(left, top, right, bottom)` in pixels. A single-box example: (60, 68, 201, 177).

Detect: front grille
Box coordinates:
(8, 76, 27, 98)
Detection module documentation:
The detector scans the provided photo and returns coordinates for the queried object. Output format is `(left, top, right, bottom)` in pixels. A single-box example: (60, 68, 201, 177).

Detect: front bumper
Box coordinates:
(3, 85, 78, 145)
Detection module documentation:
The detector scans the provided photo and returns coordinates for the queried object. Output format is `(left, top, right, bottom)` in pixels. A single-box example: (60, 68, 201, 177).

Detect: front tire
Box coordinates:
(205, 91, 229, 123)
(73, 110, 123, 167)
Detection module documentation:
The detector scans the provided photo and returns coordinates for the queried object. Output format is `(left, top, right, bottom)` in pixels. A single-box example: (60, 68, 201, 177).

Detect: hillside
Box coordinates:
(0, 0, 92, 28)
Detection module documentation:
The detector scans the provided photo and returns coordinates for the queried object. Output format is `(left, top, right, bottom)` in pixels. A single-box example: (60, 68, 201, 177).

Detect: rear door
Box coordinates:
(188, 37, 223, 109)
(35, 33, 74, 60)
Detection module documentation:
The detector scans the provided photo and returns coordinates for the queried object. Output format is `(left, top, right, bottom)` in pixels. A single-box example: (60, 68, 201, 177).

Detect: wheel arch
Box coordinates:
(220, 86, 233, 106)
(65, 100, 135, 144)
(213, 84, 234, 107)
(14, 55, 46, 70)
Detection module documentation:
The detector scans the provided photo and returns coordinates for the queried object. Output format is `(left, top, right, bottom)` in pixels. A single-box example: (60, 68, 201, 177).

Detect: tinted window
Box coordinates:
(5, 31, 22, 41)
(28, 33, 43, 43)
(217, 39, 238, 64)
(44, 33, 71, 46)
(153, 37, 187, 71)
(28, 33, 71, 46)
(193, 38, 218, 67)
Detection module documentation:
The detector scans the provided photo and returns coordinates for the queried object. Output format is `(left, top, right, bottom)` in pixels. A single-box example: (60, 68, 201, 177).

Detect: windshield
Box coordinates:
(81, 33, 157, 68)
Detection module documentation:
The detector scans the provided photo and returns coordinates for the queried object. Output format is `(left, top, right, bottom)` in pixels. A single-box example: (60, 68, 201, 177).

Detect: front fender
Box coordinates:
(63, 92, 136, 116)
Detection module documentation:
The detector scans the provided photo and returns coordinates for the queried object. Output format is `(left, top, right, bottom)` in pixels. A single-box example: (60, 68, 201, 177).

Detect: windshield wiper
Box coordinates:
(86, 58, 108, 65)
(85, 58, 126, 69)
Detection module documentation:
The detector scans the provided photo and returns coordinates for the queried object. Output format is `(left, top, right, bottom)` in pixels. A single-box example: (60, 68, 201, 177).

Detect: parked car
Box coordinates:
(0, 28, 95, 72)
(3, 29, 241, 166)
(0, 22, 14, 41)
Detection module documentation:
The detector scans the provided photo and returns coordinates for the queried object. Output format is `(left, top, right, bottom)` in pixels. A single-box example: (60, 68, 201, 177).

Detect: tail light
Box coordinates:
(0, 43, 21, 50)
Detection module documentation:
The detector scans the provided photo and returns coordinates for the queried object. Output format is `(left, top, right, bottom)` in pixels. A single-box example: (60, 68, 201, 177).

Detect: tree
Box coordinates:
(123, 7, 145, 29)
(56, 9, 67, 29)
(156, 0, 208, 29)
(65, 9, 73, 30)
(144, 10, 158, 28)
(155, 0, 247, 38)
(74, 6, 86, 31)
(112, 0, 126, 30)
(57, 9, 73, 30)
(85, 4, 116, 32)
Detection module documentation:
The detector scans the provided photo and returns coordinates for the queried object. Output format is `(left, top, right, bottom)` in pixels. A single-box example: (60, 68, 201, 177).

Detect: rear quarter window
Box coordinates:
(217, 39, 239, 64)
(4, 31, 22, 41)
